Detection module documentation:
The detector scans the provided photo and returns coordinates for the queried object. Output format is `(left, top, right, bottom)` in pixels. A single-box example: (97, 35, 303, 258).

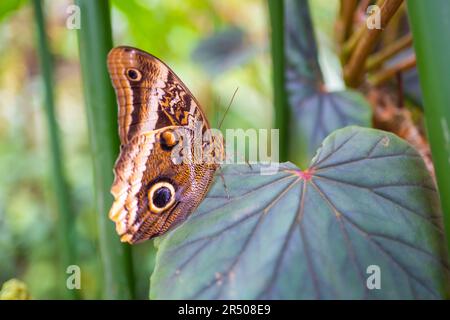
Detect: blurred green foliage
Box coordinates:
(0, 0, 25, 22)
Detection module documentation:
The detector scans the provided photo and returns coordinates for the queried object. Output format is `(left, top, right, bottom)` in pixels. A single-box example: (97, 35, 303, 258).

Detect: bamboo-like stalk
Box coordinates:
(369, 54, 416, 86)
(356, 0, 375, 23)
(76, 0, 134, 299)
(336, 0, 358, 46)
(380, 2, 405, 46)
(408, 0, 450, 273)
(366, 33, 413, 72)
(343, 0, 404, 87)
(341, 0, 378, 63)
(341, 23, 365, 63)
(32, 0, 78, 299)
(268, 0, 289, 162)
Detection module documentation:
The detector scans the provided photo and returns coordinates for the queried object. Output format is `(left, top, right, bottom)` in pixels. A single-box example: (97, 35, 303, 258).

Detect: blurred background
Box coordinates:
(0, 0, 336, 299)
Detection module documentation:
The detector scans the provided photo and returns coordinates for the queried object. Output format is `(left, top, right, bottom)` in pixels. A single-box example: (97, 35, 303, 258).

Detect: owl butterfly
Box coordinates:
(107, 46, 223, 244)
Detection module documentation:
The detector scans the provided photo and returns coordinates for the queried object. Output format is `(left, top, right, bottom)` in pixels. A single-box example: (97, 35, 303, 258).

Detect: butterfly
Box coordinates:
(107, 46, 223, 244)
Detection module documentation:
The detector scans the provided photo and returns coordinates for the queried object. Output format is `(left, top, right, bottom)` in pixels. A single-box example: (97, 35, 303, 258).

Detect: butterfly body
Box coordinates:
(107, 46, 220, 244)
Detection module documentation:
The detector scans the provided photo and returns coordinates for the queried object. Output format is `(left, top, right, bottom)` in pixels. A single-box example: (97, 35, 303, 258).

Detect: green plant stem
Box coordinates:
(76, 0, 134, 299)
(32, 0, 78, 299)
(268, 0, 288, 162)
(408, 0, 450, 267)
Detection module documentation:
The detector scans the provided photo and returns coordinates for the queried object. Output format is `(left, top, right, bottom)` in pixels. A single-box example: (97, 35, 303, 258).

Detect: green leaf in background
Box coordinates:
(110, 0, 212, 59)
(285, 0, 323, 96)
(150, 126, 448, 299)
(0, 0, 25, 23)
(192, 26, 257, 76)
(290, 90, 371, 167)
(285, 0, 372, 167)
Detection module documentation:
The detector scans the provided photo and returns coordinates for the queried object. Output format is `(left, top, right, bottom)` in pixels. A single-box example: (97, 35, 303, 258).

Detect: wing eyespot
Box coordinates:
(126, 68, 142, 81)
(160, 129, 179, 151)
(148, 182, 176, 214)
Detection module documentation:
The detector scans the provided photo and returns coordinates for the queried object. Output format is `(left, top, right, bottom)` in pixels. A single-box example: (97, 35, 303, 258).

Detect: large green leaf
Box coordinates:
(150, 126, 448, 299)
(285, 0, 372, 166)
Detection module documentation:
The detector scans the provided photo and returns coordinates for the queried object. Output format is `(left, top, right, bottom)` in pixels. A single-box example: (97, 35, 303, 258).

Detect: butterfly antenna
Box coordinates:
(218, 87, 239, 130)
(214, 94, 222, 127)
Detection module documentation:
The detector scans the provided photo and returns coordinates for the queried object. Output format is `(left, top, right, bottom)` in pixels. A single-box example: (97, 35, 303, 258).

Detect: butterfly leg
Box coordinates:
(217, 166, 230, 200)
(233, 149, 253, 170)
(245, 159, 253, 170)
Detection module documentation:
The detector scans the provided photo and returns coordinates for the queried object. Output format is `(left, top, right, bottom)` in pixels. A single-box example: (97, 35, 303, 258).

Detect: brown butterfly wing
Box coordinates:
(107, 46, 219, 243)
(107, 46, 210, 144)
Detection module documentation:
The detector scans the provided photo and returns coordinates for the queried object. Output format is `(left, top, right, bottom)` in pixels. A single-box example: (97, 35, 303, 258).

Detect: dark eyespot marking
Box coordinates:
(148, 181, 176, 213)
(153, 187, 171, 208)
(126, 68, 142, 81)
